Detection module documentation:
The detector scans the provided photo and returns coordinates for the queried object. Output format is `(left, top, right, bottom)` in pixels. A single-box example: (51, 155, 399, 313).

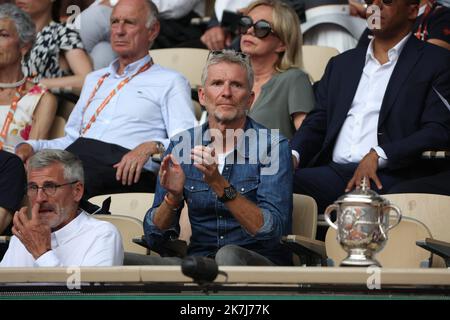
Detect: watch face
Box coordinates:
(223, 185, 237, 201)
(224, 188, 234, 198)
(156, 142, 165, 154)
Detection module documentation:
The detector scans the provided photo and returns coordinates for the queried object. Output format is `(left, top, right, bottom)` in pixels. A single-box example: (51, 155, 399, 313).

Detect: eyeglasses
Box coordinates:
(238, 16, 275, 39)
(364, 0, 394, 5)
(26, 181, 78, 197)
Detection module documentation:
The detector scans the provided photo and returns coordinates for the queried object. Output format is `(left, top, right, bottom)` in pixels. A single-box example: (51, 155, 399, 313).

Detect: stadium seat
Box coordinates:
(383, 193, 450, 267)
(150, 48, 210, 123)
(285, 215, 433, 268)
(302, 45, 339, 82)
(89, 192, 154, 222)
(94, 214, 148, 255)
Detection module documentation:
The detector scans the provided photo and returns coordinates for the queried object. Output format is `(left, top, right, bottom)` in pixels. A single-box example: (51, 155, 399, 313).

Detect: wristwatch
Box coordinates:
(218, 184, 237, 203)
(155, 141, 165, 155)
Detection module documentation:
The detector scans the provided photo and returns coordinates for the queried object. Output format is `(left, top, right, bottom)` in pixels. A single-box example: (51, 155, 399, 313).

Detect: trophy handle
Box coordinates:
(324, 204, 339, 230)
(386, 204, 402, 231)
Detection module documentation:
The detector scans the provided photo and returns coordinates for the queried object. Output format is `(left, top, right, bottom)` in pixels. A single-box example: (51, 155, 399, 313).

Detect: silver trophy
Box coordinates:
(324, 178, 402, 267)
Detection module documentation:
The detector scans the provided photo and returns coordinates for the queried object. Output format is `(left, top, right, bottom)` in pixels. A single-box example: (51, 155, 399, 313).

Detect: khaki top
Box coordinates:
(249, 68, 315, 139)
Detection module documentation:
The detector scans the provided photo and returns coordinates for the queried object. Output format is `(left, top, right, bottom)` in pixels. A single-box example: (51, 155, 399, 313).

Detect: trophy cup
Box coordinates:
(324, 178, 402, 267)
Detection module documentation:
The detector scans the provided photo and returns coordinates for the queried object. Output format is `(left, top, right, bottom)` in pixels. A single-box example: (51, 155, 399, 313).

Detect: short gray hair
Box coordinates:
(201, 50, 254, 90)
(0, 3, 35, 47)
(144, 0, 159, 28)
(28, 150, 84, 184)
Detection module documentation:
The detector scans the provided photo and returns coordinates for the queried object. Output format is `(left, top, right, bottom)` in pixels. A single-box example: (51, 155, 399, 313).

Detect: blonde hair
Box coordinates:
(243, 0, 303, 72)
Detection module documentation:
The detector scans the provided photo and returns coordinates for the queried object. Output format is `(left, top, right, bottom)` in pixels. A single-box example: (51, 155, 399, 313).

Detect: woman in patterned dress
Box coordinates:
(15, 0, 92, 92)
(0, 3, 57, 154)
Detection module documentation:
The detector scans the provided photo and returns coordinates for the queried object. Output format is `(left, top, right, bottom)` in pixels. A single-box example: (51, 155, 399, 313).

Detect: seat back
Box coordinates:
(89, 193, 154, 222)
(325, 216, 432, 268)
(94, 214, 147, 255)
(150, 48, 209, 88)
(89, 193, 192, 245)
(302, 45, 339, 82)
(290, 194, 318, 266)
(383, 193, 450, 267)
(292, 194, 317, 239)
(150, 48, 209, 122)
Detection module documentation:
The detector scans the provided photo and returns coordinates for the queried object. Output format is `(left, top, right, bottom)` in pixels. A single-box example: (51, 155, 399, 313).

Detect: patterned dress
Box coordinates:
(0, 83, 48, 153)
(23, 21, 84, 80)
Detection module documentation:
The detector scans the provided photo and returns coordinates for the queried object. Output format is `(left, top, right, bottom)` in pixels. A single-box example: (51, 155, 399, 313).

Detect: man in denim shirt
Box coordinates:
(144, 50, 293, 266)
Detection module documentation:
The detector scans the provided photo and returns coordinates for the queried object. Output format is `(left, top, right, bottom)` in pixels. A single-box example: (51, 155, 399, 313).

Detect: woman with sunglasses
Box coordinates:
(239, 0, 314, 139)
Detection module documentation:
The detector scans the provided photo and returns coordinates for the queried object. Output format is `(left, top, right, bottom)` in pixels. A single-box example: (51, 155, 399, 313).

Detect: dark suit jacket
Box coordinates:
(291, 36, 450, 174)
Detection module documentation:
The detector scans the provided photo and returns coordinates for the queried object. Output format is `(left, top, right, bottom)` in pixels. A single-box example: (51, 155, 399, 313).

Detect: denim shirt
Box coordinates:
(144, 118, 293, 265)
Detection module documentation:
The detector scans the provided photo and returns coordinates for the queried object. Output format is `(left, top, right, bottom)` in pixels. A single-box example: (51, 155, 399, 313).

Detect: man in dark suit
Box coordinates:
(291, 0, 450, 216)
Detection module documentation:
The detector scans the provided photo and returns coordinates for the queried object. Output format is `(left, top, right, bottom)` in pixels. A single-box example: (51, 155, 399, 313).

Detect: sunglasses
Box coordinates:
(364, 0, 394, 5)
(238, 16, 275, 39)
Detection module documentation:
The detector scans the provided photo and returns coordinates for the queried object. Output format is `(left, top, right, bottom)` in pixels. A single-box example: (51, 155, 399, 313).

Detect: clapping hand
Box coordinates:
(159, 154, 185, 197)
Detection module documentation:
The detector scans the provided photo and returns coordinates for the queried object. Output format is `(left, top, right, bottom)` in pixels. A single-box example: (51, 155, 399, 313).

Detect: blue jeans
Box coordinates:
(215, 245, 275, 266)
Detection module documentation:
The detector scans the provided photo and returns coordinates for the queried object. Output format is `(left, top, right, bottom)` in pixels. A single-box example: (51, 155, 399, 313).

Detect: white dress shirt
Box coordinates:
(301, 5, 367, 53)
(26, 55, 197, 173)
(91, 0, 204, 19)
(214, 0, 253, 21)
(0, 211, 124, 267)
(303, 24, 358, 53)
(152, 0, 204, 19)
(332, 33, 411, 167)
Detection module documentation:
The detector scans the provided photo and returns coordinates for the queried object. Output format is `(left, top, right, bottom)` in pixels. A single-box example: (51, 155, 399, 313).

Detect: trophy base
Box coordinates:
(340, 252, 381, 267)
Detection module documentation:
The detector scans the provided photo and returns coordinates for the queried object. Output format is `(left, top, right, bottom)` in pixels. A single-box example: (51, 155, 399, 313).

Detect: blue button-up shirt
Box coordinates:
(144, 118, 293, 265)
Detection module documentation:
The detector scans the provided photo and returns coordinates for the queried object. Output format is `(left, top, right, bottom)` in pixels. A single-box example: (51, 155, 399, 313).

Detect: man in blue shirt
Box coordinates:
(144, 50, 293, 266)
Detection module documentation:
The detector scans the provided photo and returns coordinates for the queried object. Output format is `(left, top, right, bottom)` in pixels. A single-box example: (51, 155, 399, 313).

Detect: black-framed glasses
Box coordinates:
(364, 0, 394, 5)
(238, 16, 276, 39)
(26, 181, 78, 197)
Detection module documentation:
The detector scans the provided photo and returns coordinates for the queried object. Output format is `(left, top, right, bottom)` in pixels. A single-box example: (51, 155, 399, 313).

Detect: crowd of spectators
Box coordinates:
(0, 0, 448, 267)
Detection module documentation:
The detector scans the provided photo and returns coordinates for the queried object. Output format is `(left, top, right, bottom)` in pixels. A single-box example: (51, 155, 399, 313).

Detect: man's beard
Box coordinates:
(213, 108, 248, 123)
(40, 203, 70, 231)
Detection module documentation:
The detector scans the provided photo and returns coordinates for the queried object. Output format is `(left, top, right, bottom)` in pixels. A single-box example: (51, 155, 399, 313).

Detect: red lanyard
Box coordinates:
(80, 60, 152, 136)
(0, 82, 28, 150)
